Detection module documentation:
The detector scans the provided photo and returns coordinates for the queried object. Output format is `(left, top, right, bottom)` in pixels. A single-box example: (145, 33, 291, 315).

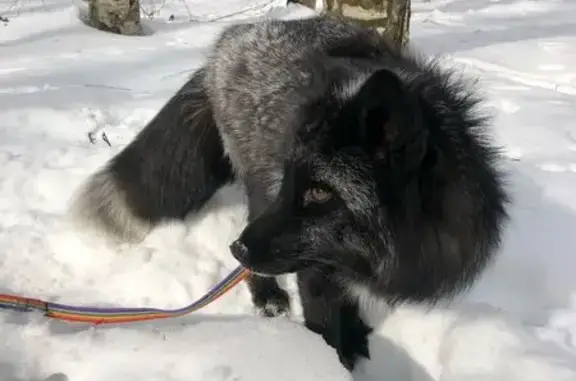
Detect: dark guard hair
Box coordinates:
(224, 21, 510, 370)
(232, 55, 510, 306)
(71, 16, 510, 371)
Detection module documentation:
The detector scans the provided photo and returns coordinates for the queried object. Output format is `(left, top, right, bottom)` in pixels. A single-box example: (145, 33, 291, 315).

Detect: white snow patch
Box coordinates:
(1, 316, 352, 381)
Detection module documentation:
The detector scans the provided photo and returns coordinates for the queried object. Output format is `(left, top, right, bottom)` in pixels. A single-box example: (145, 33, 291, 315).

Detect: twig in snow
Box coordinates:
(102, 132, 111, 147)
(87, 131, 112, 146)
(88, 131, 96, 144)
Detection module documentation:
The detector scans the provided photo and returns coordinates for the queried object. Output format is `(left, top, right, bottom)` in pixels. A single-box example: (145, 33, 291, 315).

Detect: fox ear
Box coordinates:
(352, 69, 427, 164)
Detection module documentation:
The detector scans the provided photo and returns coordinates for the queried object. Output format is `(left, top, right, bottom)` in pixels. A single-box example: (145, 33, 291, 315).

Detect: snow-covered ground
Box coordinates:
(1, 0, 576, 380)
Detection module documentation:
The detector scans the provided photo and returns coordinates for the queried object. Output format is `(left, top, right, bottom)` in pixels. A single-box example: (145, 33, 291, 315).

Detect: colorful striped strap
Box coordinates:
(0, 266, 249, 324)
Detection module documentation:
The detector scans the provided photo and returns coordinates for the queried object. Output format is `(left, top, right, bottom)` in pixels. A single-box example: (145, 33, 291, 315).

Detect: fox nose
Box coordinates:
(229, 240, 250, 262)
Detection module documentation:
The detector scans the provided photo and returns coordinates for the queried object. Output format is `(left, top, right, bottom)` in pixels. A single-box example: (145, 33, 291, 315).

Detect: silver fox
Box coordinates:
(71, 16, 510, 371)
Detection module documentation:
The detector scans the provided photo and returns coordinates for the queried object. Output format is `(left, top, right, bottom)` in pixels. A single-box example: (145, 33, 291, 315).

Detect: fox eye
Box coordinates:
(303, 188, 332, 205)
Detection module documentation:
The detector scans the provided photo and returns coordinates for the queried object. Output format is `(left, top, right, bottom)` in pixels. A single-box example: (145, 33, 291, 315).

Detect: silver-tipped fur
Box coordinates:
(69, 168, 152, 244)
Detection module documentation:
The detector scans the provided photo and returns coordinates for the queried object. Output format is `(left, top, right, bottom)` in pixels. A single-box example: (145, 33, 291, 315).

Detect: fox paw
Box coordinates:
(253, 286, 291, 317)
(335, 321, 372, 371)
(306, 316, 372, 371)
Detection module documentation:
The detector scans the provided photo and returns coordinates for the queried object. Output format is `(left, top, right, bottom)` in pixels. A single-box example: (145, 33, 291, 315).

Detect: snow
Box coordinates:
(1, 0, 576, 380)
(1, 315, 352, 381)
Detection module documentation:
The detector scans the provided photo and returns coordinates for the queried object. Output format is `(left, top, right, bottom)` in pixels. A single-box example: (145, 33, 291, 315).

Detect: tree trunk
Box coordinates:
(88, 0, 142, 36)
(289, 0, 411, 47)
(383, 0, 411, 47)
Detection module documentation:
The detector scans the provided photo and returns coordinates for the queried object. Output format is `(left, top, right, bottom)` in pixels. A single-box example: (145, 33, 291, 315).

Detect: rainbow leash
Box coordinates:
(0, 266, 249, 325)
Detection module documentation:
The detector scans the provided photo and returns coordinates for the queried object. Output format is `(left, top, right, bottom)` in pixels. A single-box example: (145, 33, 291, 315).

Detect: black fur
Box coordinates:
(111, 68, 233, 224)
(298, 267, 373, 370)
(72, 17, 510, 371)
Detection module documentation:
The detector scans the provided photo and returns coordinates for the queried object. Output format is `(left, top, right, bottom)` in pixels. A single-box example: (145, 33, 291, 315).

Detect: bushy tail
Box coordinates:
(70, 67, 233, 243)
